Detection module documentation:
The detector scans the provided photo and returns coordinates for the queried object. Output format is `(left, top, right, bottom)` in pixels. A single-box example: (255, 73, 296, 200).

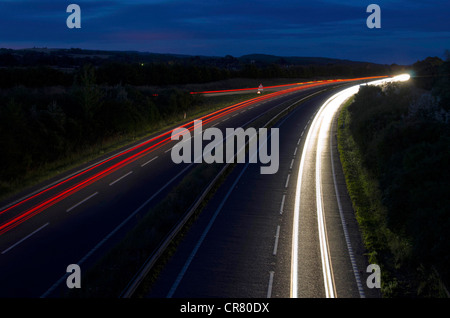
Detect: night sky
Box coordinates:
(1, 0, 449, 65)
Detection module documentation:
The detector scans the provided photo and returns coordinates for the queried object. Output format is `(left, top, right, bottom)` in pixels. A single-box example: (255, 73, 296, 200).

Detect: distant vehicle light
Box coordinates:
(392, 73, 410, 82)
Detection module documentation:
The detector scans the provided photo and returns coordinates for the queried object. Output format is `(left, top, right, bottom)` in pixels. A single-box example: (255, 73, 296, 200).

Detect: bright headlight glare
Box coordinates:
(392, 73, 411, 82)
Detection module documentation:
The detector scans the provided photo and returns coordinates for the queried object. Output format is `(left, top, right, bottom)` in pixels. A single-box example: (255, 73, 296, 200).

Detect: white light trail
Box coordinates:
(290, 74, 410, 298)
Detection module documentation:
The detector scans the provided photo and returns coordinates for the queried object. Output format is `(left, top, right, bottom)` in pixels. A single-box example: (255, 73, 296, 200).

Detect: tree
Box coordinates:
(73, 64, 104, 140)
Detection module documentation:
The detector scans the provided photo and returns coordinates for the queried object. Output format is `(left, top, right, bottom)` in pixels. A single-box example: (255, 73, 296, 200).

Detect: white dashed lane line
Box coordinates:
(109, 171, 133, 186)
(267, 271, 275, 298)
(285, 174, 290, 188)
(273, 225, 281, 256)
(279, 194, 286, 215)
(66, 192, 99, 212)
(289, 159, 295, 170)
(141, 156, 158, 167)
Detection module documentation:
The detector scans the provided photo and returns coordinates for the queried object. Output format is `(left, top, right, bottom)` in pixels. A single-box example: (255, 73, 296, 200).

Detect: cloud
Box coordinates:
(0, 0, 448, 64)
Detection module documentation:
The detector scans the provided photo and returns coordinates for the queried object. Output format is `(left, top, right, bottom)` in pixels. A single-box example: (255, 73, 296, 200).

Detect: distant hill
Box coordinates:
(238, 53, 369, 65)
(0, 47, 389, 69)
(0, 47, 408, 88)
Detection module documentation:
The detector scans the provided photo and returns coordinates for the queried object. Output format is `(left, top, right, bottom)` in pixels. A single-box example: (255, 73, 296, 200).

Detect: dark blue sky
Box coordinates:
(1, 0, 449, 65)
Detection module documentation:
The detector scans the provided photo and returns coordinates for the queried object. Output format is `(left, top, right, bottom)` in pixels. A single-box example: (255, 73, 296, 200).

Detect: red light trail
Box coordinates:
(0, 76, 387, 236)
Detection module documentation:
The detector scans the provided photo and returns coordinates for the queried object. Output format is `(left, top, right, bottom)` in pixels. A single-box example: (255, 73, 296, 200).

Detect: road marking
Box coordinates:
(285, 174, 290, 188)
(314, 93, 341, 298)
(311, 85, 366, 298)
(167, 127, 277, 298)
(41, 163, 195, 298)
(316, 133, 336, 298)
(164, 147, 173, 153)
(267, 271, 275, 298)
(293, 147, 298, 156)
(1, 223, 49, 255)
(273, 225, 281, 255)
(141, 156, 158, 167)
(66, 192, 99, 212)
(109, 171, 133, 186)
(330, 110, 366, 298)
(167, 162, 250, 298)
(232, 113, 238, 117)
(280, 195, 286, 214)
(289, 159, 294, 170)
(222, 117, 229, 122)
(291, 100, 329, 298)
(297, 138, 301, 145)
(288, 79, 408, 297)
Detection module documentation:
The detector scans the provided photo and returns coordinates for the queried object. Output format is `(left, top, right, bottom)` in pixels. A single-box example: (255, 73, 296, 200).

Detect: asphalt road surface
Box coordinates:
(0, 78, 383, 298)
(146, 84, 382, 298)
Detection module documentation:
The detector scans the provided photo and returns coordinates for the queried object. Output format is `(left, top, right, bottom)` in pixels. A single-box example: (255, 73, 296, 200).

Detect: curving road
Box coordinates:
(0, 77, 388, 298)
(145, 76, 411, 299)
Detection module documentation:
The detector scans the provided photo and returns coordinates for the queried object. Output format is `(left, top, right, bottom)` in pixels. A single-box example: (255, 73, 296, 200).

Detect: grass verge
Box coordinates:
(337, 97, 448, 297)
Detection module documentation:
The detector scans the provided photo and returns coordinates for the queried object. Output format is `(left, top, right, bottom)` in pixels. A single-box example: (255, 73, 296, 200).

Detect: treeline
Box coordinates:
(0, 66, 73, 88)
(0, 62, 396, 89)
(93, 61, 395, 86)
(346, 57, 450, 295)
(0, 65, 203, 195)
(0, 48, 402, 89)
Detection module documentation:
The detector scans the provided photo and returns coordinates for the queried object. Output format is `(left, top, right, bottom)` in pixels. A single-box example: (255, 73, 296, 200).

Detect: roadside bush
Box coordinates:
(0, 68, 204, 198)
(345, 80, 450, 296)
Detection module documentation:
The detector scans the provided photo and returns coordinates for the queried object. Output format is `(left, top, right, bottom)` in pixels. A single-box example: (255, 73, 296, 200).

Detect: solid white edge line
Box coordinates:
(1, 222, 49, 255)
(66, 192, 99, 213)
(330, 107, 366, 298)
(292, 87, 352, 298)
(290, 76, 408, 298)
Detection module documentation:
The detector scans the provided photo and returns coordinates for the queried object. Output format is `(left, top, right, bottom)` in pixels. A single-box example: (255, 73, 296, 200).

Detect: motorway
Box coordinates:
(0, 77, 386, 298)
(146, 83, 383, 298)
